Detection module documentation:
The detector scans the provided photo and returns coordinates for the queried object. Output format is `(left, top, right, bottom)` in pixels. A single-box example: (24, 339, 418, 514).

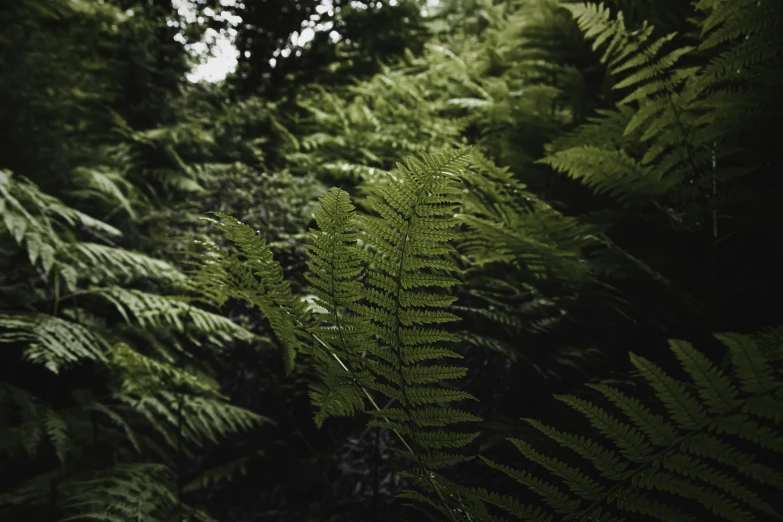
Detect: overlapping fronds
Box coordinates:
(116, 391, 269, 450)
(452, 152, 622, 375)
(2, 151, 266, 522)
(0, 3, 287, 521)
(0, 170, 122, 243)
(461, 153, 599, 280)
(0, 170, 121, 278)
(467, 332, 783, 522)
(288, 74, 462, 188)
(541, 3, 705, 207)
(696, 0, 783, 153)
(190, 149, 482, 519)
(546, 0, 781, 225)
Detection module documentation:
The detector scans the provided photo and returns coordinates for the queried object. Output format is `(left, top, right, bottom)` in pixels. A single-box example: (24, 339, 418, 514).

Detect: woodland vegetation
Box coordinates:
(1, 0, 782, 521)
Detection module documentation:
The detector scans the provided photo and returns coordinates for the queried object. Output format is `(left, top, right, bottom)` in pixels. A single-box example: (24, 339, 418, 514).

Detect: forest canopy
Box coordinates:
(1, 0, 782, 521)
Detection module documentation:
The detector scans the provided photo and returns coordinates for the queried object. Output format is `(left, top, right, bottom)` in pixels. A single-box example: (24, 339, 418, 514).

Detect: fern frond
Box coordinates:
(347, 148, 482, 517)
(0, 170, 122, 240)
(183, 456, 254, 493)
(185, 214, 311, 373)
(89, 287, 256, 345)
(62, 463, 215, 522)
(70, 166, 137, 218)
(477, 332, 783, 522)
(108, 342, 222, 397)
(64, 243, 184, 284)
(541, 145, 672, 205)
(304, 187, 373, 426)
(698, 0, 783, 50)
(115, 390, 269, 450)
(0, 313, 108, 373)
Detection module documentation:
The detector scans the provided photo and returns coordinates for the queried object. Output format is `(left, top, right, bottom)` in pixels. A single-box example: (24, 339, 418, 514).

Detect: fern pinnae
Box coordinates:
(668, 339, 738, 414)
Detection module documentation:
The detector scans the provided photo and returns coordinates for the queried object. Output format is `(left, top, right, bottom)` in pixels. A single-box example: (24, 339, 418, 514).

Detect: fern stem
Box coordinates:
(49, 478, 57, 522)
(372, 426, 380, 521)
(53, 269, 60, 317)
(710, 141, 718, 314)
(176, 392, 184, 522)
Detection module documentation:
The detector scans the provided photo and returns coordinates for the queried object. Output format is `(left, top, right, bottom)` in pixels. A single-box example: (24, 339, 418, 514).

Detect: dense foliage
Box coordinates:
(1, 0, 781, 521)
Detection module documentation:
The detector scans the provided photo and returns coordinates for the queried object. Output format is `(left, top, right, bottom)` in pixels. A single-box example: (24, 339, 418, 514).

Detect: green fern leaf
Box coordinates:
(476, 331, 783, 522)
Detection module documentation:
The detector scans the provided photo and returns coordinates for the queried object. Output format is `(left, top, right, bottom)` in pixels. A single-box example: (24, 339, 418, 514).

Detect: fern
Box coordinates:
(545, 0, 782, 233)
(0, 314, 108, 373)
(185, 214, 312, 373)
(183, 455, 256, 494)
(61, 464, 215, 522)
(65, 243, 184, 284)
(453, 151, 642, 380)
(70, 165, 137, 219)
(467, 331, 783, 522)
(1, 146, 268, 521)
(0, 170, 122, 243)
(188, 148, 482, 519)
(89, 287, 256, 345)
(541, 3, 705, 207)
(303, 186, 375, 426)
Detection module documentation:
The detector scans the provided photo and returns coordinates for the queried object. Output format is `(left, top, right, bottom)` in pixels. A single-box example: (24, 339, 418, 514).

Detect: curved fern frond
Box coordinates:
(89, 287, 256, 345)
(184, 214, 311, 373)
(70, 166, 137, 218)
(474, 332, 783, 522)
(115, 390, 269, 450)
(0, 314, 108, 373)
(64, 243, 184, 284)
(0, 170, 122, 241)
(108, 342, 222, 397)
